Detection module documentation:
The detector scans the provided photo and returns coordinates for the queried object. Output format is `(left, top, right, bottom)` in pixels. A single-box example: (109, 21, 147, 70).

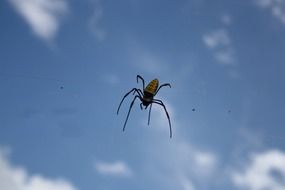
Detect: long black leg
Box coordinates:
(148, 103, 152, 125)
(122, 95, 141, 131)
(117, 88, 142, 114)
(132, 88, 144, 97)
(137, 75, 145, 90)
(155, 83, 171, 96)
(152, 99, 172, 138)
(140, 103, 143, 110)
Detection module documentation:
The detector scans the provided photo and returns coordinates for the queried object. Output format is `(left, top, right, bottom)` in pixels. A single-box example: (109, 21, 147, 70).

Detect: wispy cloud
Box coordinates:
(221, 14, 232, 25)
(171, 141, 218, 178)
(143, 139, 218, 189)
(193, 151, 218, 174)
(203, 29, 231, 49)
(231, 149, 285, 190)
(88, 0, 106, 41)
(138, 97, 221, 190)
(0, 147, 77, 190)
(133, 51, 167, 75)
(140, 102, 218, 189)
(179, 176, 195, 190)
(8, 0, 68, 42)
(128, 43, 170, 75)
(255, 0, 285, 24)
(202, 15, 241, 79)
(94, 161, 133, 177)
(203, 28, 236, 65)
(100, 73, 120, 85)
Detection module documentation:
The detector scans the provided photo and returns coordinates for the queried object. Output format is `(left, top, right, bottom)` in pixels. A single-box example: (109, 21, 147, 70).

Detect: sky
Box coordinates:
(0, 0, 285, 190)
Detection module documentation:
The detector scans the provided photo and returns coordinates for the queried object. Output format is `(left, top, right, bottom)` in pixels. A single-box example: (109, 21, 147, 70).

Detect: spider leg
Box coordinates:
(117, 88, 142, 115)
(132, 88, 144, 97)
(148, 103, 153, 125)
(152, 99, 172, 138)
(155, 83, 171, 96)
(140, 103, 143, 110)
(137, 75, 145, 90)
(122, 95, 141, 131)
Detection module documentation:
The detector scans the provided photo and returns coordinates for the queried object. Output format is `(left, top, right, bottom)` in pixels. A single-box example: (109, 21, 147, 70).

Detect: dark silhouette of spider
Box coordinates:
(117, 75, 172, 137)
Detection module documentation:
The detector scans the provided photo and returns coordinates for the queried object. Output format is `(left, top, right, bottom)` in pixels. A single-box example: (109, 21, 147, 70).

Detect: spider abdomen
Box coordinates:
(144, 79, 159, 95)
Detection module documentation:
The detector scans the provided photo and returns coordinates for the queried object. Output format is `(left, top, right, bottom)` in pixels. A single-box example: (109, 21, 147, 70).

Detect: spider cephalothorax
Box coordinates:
(117, 75, 172, 137)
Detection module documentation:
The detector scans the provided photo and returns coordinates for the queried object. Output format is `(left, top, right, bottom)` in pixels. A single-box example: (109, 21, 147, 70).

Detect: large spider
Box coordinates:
(117, 75, 172, 138)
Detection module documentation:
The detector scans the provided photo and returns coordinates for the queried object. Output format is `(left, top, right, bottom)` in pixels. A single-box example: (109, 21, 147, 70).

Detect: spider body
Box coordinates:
(142, 79, 159, 107)
(117, 75, 172, 137)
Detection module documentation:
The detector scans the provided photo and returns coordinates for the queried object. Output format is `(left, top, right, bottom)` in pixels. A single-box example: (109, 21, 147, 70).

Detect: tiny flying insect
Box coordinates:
(117, 75, 172, 137)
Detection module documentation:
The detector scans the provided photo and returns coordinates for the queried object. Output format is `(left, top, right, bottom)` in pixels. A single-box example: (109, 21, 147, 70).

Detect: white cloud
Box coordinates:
(94, 161, 133, 177)
(203, 29, 231, 49)
(134, 51, 166, 74)
(232, 149, 285, 190)
(193, 151, 217, 173)
(256, 0, 273, 7)
(0, 147, 77, 190)
(174, 142, 218, 178)
(9, 0, 68, 42)
(128, 43, 170, 75)
(88, 0, 106, 41)
(141, 104, 218, 188)
(255, 0, 285, 24)
(214, 48, 235, 64)
(221, 14, 232, 25)
(100, 73, 120, 85)
(179, 176, 195, 190)
(203, 29, 235, 65)
(141, 99, 219, 189)
(143, 139, 218, 190)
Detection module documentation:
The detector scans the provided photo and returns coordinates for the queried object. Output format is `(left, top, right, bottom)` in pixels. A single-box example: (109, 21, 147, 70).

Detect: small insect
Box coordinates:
(117, 75, 172, 137)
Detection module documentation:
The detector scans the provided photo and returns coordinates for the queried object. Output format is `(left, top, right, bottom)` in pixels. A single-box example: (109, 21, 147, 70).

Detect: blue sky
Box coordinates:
(1, 0, 285, 189)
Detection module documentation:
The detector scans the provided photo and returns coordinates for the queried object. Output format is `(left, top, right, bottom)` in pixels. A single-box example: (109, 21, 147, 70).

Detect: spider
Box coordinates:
(117, 75, 172, 138)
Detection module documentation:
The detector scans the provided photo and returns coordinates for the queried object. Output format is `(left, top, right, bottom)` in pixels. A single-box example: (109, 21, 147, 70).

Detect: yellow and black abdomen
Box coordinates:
(144, 79, 159, 96)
